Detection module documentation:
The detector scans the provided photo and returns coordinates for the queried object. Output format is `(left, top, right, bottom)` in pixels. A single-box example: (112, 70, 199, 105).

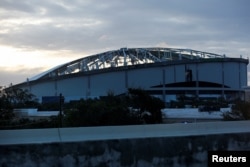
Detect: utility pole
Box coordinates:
(59, 93, 64, 128)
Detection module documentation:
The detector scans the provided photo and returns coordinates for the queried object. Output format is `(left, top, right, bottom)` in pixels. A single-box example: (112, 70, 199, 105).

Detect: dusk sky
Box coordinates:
(0, 0, 249, 86)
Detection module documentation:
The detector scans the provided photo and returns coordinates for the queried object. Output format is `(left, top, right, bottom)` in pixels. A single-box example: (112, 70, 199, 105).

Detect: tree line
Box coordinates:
(0, 87, 165, 129)
(1, 87, 250, 129)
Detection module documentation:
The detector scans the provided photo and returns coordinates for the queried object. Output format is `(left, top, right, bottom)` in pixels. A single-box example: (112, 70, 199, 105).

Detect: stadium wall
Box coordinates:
(14, 58, 248, 102)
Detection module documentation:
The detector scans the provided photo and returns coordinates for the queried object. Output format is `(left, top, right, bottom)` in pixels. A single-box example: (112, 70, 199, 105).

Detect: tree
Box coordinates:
(0, 87, 14, 121)
(0, 87, 39, 129)
(127, 88, 165, 123)
(4, 87, 38, 108)
(63, 88, 167, 127)
(63, 96, 141, 127)
(223, 101, 250, 120)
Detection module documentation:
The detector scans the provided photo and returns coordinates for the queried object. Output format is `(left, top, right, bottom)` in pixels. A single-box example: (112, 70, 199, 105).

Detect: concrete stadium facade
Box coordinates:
(12, 48, 249, 103)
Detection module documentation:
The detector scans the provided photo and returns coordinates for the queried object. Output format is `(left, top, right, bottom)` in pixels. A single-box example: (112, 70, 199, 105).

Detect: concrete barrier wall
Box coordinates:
(1, 133, 250, 167)
(1, 121, 250, 167)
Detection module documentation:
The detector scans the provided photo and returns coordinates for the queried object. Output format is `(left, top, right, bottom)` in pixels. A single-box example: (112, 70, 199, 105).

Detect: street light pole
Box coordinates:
(59, 93, 64, 128)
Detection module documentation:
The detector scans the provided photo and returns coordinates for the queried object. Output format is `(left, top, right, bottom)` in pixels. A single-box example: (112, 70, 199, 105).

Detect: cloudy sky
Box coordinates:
(0, 0, 249, 86)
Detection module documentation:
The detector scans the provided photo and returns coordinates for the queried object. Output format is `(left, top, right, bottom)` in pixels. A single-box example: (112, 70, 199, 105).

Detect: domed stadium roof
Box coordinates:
(29, 47, 225, 81)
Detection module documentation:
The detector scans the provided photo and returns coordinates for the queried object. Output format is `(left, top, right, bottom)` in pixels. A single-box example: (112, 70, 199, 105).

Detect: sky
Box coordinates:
(0, 0, 250, 86)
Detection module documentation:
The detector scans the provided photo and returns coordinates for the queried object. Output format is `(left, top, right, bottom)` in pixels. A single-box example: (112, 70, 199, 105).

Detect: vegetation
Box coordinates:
(3, 87, 39, 108)
(0, 87, 14, 121)
(63, 97, 139, 127)
(223, 101, 250, 120)
(126, 88, 164, 123)
(62, 88, 164, 127)
(2, 85, 249, 129)
(170, 94, 228, 111)
(0, 87, 165, 129)
(0, 87, 40, 129)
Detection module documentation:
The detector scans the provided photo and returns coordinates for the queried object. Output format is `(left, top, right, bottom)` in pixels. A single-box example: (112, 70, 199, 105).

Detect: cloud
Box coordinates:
(0, 0, 250, 86)
(1, 0, 249, 53)
(0, 66, 46, 86)
(0, 0, 35, 13)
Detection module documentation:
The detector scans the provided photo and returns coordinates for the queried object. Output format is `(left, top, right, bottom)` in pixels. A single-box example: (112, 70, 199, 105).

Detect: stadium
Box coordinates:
(11, 47, 248, 104)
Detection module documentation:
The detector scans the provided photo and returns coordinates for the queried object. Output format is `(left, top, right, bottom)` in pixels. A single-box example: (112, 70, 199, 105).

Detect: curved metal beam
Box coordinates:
(30, 47, 225, 81)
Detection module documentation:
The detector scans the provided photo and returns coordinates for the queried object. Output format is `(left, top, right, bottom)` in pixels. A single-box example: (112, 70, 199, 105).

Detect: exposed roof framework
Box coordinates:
(30, 47, 225, 81)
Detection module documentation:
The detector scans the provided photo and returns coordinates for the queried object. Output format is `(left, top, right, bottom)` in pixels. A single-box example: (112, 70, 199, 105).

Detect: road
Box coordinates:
(0, 120, 250, 145)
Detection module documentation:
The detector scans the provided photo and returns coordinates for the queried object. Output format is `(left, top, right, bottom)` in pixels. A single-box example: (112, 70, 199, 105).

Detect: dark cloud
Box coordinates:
(1, 0, 249, 53)
(0, 0, 250, 85)
(0, 0, 35, 13)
